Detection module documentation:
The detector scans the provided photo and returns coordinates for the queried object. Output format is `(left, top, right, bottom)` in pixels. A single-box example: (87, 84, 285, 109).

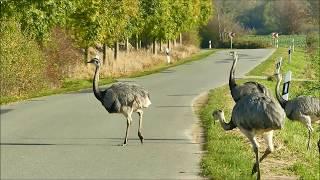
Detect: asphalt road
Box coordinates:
(1, 49, 275, 179)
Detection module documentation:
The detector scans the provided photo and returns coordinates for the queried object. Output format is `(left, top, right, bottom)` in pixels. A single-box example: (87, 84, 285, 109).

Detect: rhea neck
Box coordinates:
(93, 64, 102, 101)
(229, 54, 238, 91)
(275, 73, 287, 108)
(216, 112, 237, 130)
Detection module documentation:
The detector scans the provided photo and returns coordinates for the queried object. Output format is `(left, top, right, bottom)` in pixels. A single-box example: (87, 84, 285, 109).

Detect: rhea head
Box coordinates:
(87, 55, 101, 67)
(212, 109, 225, 124)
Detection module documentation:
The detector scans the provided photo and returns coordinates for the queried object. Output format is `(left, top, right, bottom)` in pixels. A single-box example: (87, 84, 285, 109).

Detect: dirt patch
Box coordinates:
(191, 92, 209, 144)
(227, 128, 299, 179)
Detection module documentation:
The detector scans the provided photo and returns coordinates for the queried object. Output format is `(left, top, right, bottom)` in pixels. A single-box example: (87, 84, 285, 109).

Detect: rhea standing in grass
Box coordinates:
(274, 72, 320, 150)
(228, 51, 271, 102)
(213, 93, 285, 180)
(87, 57, 151, 146)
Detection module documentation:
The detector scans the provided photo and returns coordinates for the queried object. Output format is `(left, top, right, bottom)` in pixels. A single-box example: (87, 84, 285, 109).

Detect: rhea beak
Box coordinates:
(87, 59, 95, 64)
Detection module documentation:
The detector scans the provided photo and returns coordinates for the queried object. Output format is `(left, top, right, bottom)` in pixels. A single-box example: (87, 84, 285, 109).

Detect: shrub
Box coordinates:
(306, 32, 319, 51)
(43, 28, 83, 87)
(0, 20, 47, 98)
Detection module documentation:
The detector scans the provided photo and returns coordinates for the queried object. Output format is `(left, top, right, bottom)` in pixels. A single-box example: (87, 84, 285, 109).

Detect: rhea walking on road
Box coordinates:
(88, 57, 151, 146)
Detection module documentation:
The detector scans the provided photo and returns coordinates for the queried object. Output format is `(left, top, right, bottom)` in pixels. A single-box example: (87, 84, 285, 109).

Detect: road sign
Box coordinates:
(282, 71, 292, 101)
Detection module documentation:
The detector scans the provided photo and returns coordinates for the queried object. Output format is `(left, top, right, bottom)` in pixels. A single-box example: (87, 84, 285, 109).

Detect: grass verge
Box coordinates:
(1, 49, 216, 105)
(199, 47, 320, 179)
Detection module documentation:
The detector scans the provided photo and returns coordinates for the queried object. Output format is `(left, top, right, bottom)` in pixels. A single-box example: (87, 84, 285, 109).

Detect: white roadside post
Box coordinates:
(165, 47, 171, 64)
(288, 46, 292, 64)
(275, 57, 283, 74)
(271, 32, 275, 47)
(228, 32, 235, 49)
(209, 40, 212, 49)
(275, 33, 279, 48)
(282, 71, 292, 101)
(292, 38, 295, 52)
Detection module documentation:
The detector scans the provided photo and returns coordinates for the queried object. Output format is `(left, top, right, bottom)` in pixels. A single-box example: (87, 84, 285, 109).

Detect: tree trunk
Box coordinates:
(152, 39, 157, 55)
(114, 41, 119, 60)
(167, 40, 170, 49)
(84, 46, 89, 64)
(173, 39, 176, 47)
(159, 39, 162, 52)
(125, 37, 129, 53)
(136, 35, 139, 50)
(103, 44, 108, 64)
(217, 6, 222, 41)
(179, 33, 182, 45)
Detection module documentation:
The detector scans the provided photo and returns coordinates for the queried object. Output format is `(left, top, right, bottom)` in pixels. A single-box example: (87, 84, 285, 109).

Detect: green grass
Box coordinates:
(0, 49, 216, 105)
(200, 47, 320, 179)
(248, 47, 315, 79)
(239, 35, 306, 48)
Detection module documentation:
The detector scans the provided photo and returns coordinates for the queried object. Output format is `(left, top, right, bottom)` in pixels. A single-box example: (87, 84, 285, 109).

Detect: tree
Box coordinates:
(1, 0, 73, 43)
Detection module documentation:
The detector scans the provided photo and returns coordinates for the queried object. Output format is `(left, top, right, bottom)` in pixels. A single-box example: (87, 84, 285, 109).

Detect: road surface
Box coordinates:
(1, 49, 275, 179)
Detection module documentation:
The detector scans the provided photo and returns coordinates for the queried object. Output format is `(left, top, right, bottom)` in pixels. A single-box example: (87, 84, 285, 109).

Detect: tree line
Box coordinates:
(199, 0, 319, 48)
(1, 0, 213, 62)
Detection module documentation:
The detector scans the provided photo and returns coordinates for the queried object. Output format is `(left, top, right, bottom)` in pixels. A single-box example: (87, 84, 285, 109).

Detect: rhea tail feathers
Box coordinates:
(144, 97, 152, 108)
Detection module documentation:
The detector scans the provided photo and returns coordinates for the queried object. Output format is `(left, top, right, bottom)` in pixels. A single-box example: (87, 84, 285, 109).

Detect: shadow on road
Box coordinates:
(167, 93, 198, 97)
(0, 138, 198, 146)
(160, 69, 176, 73)
(155, 105, 202, 108)
(0, 109, 13, 115)
(215, 60, 231, 64)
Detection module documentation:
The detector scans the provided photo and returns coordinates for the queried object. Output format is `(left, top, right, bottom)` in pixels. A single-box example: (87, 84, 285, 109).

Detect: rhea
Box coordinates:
(213, 93, 286, 180)
(229, 51, 271, 102)
(275, 72, 320, 150)
(87, 57, 151, 145)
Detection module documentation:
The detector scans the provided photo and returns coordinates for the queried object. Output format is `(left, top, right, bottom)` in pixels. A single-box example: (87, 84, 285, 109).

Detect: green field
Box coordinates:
(238, 35, 307, 48)
(199, 46, 319, 179)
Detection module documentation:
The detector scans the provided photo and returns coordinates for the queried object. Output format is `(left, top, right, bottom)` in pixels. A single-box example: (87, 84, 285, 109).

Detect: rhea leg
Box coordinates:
(240, 129, 260, 180)
(300, 115, 313, 150)
(123, 110, 133, 146)
(137, 110, 144, 143)
(252, 131, 274, 175)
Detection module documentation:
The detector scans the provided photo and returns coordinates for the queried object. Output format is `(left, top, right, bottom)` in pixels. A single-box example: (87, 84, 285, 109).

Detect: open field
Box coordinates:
(199, 47, 320, 179)
(238, 35, 307, 48)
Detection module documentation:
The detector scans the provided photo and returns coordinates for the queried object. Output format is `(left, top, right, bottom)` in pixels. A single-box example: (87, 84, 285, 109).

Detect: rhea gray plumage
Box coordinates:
(101, 83, 151, 113)
(275, 72, 320, 150)
(213, 93, 286, 180)
(88, 57, 151, 145)
(229, 51, 271, 102)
